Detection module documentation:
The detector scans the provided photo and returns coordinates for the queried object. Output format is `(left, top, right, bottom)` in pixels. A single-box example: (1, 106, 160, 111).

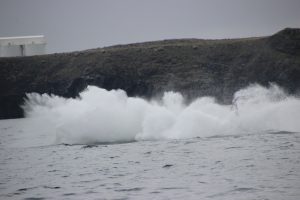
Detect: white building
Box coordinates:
(0, 35, 46, 57)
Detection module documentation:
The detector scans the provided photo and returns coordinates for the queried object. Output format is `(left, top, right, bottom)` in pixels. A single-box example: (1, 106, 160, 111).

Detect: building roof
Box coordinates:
(0, 35, 46, 46)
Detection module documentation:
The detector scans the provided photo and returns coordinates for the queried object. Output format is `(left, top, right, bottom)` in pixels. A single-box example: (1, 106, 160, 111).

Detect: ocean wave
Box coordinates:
(22, 84, 300, 144)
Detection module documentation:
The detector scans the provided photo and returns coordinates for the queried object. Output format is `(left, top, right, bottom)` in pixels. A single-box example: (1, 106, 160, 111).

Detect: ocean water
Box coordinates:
(1, 84, 300, 199)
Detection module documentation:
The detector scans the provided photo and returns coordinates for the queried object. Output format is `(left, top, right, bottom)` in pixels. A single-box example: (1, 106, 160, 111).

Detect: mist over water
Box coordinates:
(2, 83, 300, 199)
(22, 84, 300, 145)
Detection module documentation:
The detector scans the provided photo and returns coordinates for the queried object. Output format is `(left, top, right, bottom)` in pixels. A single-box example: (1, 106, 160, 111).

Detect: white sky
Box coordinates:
(1, 0, 299, 53)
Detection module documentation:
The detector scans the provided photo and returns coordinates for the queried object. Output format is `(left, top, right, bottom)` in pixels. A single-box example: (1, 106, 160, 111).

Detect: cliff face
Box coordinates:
(0, 28, 300, 119)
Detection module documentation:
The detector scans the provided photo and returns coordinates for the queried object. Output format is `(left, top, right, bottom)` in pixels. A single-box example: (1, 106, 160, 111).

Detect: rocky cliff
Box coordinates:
(1, 28, 300, 119)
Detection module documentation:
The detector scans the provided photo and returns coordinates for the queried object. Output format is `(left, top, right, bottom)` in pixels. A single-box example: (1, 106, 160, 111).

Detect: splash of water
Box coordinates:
(22, 84, 300, 144)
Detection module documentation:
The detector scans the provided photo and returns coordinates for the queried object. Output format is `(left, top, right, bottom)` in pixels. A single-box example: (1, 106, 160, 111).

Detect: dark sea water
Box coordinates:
(1, 119, 300, 200)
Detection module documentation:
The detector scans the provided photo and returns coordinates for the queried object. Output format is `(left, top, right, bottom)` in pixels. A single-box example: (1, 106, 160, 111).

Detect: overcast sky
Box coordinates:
(1, 0, 300, 53)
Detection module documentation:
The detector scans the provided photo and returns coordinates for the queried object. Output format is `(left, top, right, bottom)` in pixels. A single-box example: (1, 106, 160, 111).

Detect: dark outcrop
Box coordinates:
(1, 28, 300, 119)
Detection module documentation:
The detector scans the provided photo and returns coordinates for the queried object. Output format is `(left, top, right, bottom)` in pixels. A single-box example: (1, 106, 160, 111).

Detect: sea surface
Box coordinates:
(1, 119, 300, 200)
(1, 84, 300, 199)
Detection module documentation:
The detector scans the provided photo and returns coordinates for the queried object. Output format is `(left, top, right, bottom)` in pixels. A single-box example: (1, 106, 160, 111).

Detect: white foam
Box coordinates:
(22, 84, 300, 145)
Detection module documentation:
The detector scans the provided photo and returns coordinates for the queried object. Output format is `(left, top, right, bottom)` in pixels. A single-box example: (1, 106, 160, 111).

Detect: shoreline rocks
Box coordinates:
(0, 28, 299, 119)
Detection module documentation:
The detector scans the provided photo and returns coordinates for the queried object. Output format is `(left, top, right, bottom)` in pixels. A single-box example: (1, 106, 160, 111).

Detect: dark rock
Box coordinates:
(0, 28, 300, 119)
(268, 28, 300, 55)
(82, 144, 98, 149)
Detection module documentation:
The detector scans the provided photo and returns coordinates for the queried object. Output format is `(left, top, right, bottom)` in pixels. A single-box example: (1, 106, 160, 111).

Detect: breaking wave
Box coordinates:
(22, 84, 300, 144)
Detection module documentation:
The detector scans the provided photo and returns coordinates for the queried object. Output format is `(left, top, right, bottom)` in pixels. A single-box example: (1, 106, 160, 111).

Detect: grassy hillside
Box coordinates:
(0, 28, 299, 119)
